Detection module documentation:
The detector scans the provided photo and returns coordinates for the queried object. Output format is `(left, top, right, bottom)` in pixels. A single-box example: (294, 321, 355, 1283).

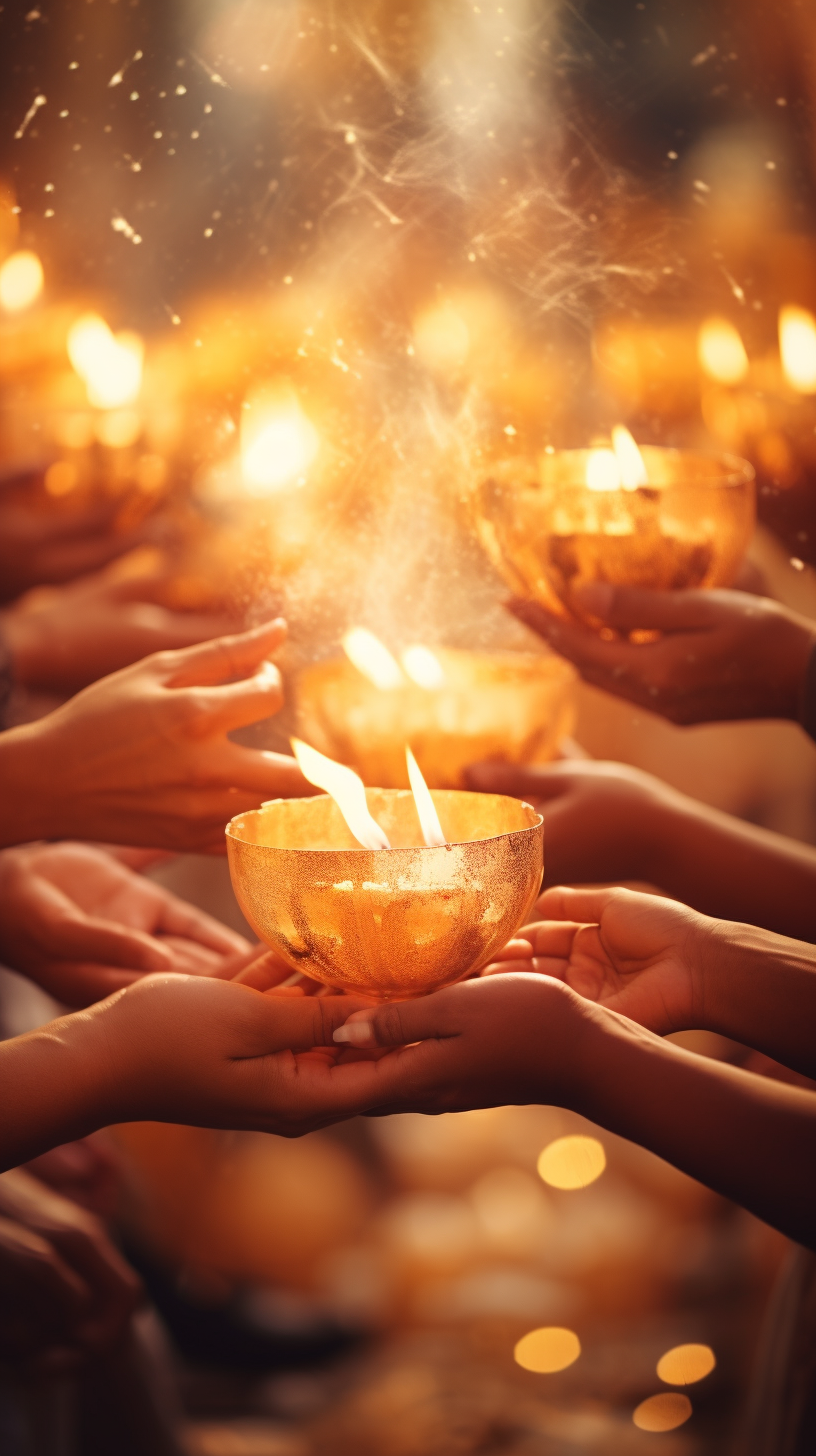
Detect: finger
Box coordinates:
(34, 964, 146, 1007)
(480, 955, 569, 979)
(332, 987, 464, 1049)
(163, 620, 288, 688)
(199, 660, 284, 734)
(537, 885, 622, 924)
(233, 949, 302, 990)
(43, 912, 176, 975)
(489, 937, 536, 962)
(464, 759, 582, 802)
(216, 743, 313, 797)
(233, 985, 380, 1053)
(569, 584, 726, 632)
(510, 921, 583, 958)
(152, 891, 250, 955)
(38, 532, 148, 583)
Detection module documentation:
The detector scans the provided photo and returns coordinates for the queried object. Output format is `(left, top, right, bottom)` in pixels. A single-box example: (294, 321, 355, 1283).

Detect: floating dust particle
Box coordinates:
(15, 94, 46, 139)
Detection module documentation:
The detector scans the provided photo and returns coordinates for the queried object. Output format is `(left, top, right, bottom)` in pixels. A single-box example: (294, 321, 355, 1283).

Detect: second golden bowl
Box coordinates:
(226, 790, 544, 999)
(476, 448, 756, 619)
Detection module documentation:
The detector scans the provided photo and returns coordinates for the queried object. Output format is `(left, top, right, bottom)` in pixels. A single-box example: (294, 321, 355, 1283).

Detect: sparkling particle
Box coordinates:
(791, 557, 805, 571)
(503, 424, 517, 436)
(283, 275, 293, 285)
(777, 97, 788, 106)
(154, 131, 163, 139)
(130, 91, 139, 101)
(68, 62, 79, 70)
(537, 1136, 606, 1190)
(59, 110, 69, 118)
(668, 149, 678, 159)
(766, 160, 776, 170)
(175, 84, 187, 95)
(345, 129, 356, 144)
(191, 130, 199, 139)
(204, 227, 213, 237)
(44, 183, 54, 192)
(693, 179, 711, 193)
(204, 103, 212, 114)
(131, 162, 141, 172)
(633, 1394, 692, 1432)
(657, 1344, 716, 1386)
(514, 1328, 581, 1374)
(44, 209, 54, 218)
(15, 94, 47, 139)
(468, 252, 476, 261)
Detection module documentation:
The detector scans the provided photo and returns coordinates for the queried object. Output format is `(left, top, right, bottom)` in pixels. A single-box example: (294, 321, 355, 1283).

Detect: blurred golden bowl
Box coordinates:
(226, 790, 544, 999)
(476, 448, 755, 620)
(293, 648, 576, 790)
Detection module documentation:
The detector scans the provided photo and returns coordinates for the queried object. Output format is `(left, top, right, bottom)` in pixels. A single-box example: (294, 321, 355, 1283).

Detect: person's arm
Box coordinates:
(0, 974, 381, 1172)
(509, 586, 816, 728)
(0, 620, 311, 853)
(333, 975, 816, 1249)
(466, 759, 816, 942)
(489, 884, 816, 1078)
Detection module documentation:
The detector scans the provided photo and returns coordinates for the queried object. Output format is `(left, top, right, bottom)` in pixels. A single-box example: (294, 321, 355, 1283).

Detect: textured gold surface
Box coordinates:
(476, 448, 756, 620)
(293, 647, 576, 789)
(226, 790, 544, 998)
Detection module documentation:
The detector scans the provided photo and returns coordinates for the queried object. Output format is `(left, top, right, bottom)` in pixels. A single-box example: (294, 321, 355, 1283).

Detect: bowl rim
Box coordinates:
(225, 790, 544, 854)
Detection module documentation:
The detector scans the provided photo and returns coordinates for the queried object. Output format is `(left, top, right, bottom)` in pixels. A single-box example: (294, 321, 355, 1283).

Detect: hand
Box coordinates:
(465, 758, 676, 887)
(0, 841, 251, 1007)
(509, 586, 816, 724)
(23, 1135, 122, 1219)
(483, 885, 712, 1036)
(0, 620, 313, 852)
(0, 1167, 141, 1369)
(330, 973, 592, 1115)
(0, 467, 144, 603)
(79, 974, 386, 1136)
(2, 569, 241, 694)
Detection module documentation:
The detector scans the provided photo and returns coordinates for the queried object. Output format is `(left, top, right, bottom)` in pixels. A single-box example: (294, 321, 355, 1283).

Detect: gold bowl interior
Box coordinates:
(293, 646, 576, 789)
(477, 448, 756, 619)
(226, 790, 544, 999)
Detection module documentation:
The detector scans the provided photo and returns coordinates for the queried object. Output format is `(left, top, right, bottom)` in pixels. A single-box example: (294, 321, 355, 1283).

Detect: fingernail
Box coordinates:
(333, 1021, 375, 1045)
(572, 582, 613, 616)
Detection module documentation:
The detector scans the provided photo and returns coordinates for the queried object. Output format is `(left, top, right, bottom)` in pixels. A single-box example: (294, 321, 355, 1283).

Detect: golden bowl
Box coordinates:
(226, 789, 544, 999)
(476, 448, 756, 620)
(293, 647, 576, 790)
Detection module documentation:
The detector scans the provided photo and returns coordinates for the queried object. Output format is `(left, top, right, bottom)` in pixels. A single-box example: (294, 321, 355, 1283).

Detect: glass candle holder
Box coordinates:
(293, 647, 576, 789)
(226, 790, 544, 999)
(476, 448, 755, 620)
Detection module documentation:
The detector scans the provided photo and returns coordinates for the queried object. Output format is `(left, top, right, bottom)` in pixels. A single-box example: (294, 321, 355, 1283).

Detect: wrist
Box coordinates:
(0, 723, 62, 846)
(0, 610, 49, 690)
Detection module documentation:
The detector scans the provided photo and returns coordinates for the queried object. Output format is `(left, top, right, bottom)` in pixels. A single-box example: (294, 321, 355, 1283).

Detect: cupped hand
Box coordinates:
(1, 619, 313, 852)
(509, 586, 816, 725)
(483, 885, 713, 1035)
(0, 467, 144, 603)
(0, 1167, 141, 1368)
(465, 758, 676, 887)
(88, 973, 386, 1135)
(330, 973, 593, 1115)
(2, 569, 241, 694)
(0, 841, 251, 1007)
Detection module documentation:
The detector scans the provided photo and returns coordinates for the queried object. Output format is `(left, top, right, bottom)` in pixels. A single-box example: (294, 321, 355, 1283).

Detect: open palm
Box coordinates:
(485, 886, 710, 1035)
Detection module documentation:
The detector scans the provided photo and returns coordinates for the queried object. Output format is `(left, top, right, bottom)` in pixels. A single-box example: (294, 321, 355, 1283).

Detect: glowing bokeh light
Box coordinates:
(514, 1327, 581, 1374)
(537, 1135, 606, 1190)
(0, 250, 43, 312)
(67, 313, 144, 409)
(240, 397, 319, 495)
(656, 1343, 716, 1386)
(413, 301, 471, 372)
(632, 1393, 693, 1432)
(779, 305, 816, 394)
(698, 317, 749, 385)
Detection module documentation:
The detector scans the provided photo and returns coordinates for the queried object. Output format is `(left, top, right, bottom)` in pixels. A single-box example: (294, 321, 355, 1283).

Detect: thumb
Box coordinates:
(333, 989, 461, 1049)
(570, 584, 721, 632)
(161, 619, 288, 688)
(536, 885, 618, 925)
(465, 759, 573, 802)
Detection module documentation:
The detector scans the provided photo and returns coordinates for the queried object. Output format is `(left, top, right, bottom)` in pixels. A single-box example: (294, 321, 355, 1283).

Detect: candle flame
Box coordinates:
(779, 305, 816, 394)
(342, 628, 404, 689)
(402, 645, 447, 689)
(611, 425, 648, 489)
(698, 316, 749, 385)
(0, 250, 43, 312)
(240, 389, 319, 495)
(585, 448, 620, 492)
(290, 738, 391, 850)
(406, 747, 448, 847)
(67, 313, 143, 408)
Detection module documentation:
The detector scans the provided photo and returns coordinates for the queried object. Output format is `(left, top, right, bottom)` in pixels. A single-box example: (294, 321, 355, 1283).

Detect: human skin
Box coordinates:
(0, 841, 252, 1007)
(509, 585, 816, 725)
(0, 620, 311, 853)
(1, 569, 240, 694)
(0, 976, 382, 1173)
(0, 467, 146, 603)
(332, 971, 816, 1250)
(0, 1166, 141, 1369)
(487, 885, 816, 1079)
(465, 759, 816, 943)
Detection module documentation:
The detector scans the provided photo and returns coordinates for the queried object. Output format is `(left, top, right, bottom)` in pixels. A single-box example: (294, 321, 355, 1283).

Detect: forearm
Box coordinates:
(695, 923, 816, 1077)
(0, 723, 61, 847)
(643, 792, 816, 942)
(575, 1011, 816, 1247)
(0, 1015, 114, 1170)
